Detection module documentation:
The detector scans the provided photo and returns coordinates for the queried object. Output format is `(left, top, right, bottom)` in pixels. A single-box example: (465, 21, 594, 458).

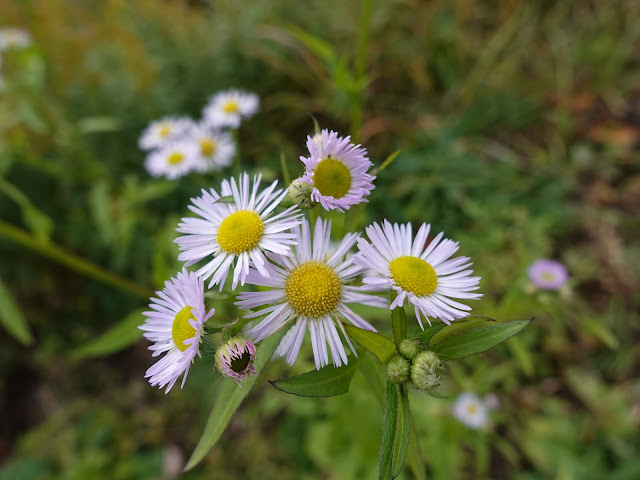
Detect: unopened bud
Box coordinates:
(410, 350, 446, 391)
(386, 354, 410, 384)
(287, 179, 316, 210)
(215, 337, 257, 386)
(398, 338, 420, 360)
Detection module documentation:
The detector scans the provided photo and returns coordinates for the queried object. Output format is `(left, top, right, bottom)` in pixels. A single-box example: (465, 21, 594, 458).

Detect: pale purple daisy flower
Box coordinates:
(203, 89, 259, 129)
(353, 221, 482, 328)
(300, 129, 375, 212)
(237, 218, 388, 369)
(144, 139, 198, 180)
(138, 116, 195, 151)
(175, 173, 302, 290)
(214, 337, 257, 385)
(187, 124, 235, 173)
(139, 269, 215, 393)
(0, 27, 32, 51)
(528, 259, 568, 290)
(452, 392, 489, 429)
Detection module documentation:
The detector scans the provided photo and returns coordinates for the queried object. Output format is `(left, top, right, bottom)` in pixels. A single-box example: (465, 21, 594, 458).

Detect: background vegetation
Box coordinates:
(1, 0, 639, 478)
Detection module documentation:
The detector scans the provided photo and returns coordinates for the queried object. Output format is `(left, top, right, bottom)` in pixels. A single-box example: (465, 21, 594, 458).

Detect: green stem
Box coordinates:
(232, 129, 241, 177)
(0, 220, 154, 298)
(309, 205, 319, 228)
(350, 0, 373, 142)
(391, 292, 408, 345)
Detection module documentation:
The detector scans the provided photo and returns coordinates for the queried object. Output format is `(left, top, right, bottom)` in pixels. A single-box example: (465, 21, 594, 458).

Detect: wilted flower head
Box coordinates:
(452, 392, 488, 429)
(528, 259, 568, 290)
(203, 89, 259, 129)
(0, 27, 32, 51)
(300, 129, 375, 212)
(215, 337, 258, 385)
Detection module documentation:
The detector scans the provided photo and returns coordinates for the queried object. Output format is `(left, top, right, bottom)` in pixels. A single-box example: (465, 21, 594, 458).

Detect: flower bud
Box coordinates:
(287, 179, 316, 210)
(386, 354, 410, 384)
(398, 338, 420, 360)
(410, 350, 446, 391)
(215, 337, 257, 385)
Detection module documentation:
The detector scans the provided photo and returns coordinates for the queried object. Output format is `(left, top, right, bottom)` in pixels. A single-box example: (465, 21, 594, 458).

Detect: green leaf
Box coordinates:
(344, 324, 396, 363)
(286, 26, 336, 64)
(184, 330, 285, 471)
(72, 309, 145, 358)
(391, 303, 407, 345)
(429, 319, 533, 360)
(0, 277, 33, 345)
(374, 149, 402, 175)
(392, 386, 411, 477)
(429, 316, 497, 344)
(408, 323, 446, 345)
(270, 356, 361, 397)
(379, 382, 398, 480)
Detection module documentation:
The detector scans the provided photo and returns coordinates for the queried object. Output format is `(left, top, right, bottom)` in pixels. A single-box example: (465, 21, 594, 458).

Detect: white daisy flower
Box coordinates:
(300, 129, 375, 212)
(528, 259, 569, 290)
(144, 139, 198, 180)
(187, 124, 236, 173)
(138, 116, 195, 151)
(139, 269, 215, 393)
(0, 27, 31, 51)
(237, 218, 388, 369)
(452, 392, 488, 429)
(203, 89, 259, 129)
(175, 172, 302, 290)
(353, 221, 482, 327)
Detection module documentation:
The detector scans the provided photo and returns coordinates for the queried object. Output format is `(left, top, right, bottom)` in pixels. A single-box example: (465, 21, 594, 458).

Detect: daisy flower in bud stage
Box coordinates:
(139, 269, 215, 393)
(138, 116, 195, 151)
(175, 173, 302, 290)
(214, 337, 257, 385)
(300, 129, 375, 212)
(237, 218, 388, 370)
(353, 221, 482, 328)
(145, 139, 198, 180)
(452, 392, 489, 429)
(528, 259, 568, 290)
(0, 27, 32, 51)
(203, 89, 259, 129)
(188, 124, 235, 173)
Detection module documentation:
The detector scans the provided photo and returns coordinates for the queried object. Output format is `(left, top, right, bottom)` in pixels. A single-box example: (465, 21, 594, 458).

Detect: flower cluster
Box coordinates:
(139, 89, 258, 179)
(140, 128, 482, 393)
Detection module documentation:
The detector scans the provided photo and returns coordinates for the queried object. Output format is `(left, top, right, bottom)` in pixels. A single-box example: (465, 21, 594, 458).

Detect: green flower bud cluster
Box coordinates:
(385, 338, 446, 391)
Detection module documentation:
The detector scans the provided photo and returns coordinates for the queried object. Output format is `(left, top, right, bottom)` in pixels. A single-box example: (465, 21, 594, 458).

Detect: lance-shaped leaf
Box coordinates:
(343, 324, 395, 364)
(429, 319, 533, 360)
(270, 356, 360, 397)
(72, 309, 145, 358)
(185, 330, 285, 471)
(0, 277, 33, 345)
(428, 316, 497, 344)
(379, 383, 411, 479)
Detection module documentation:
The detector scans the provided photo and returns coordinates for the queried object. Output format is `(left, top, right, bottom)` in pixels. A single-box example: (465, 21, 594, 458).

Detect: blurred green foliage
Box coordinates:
(1, 0, 639, 479)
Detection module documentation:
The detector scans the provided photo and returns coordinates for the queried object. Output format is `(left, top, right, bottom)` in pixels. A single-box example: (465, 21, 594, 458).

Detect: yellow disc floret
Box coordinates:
(389, 256, 438, 297)
(285, 261, 342, 317)
(168, 152, 184, 165)
(223, 101, 239, 113)
(158, 124, 171, 137)
(172, 305, 197, 352)
(313, 158, 351, 199)
(217, 210, 264, 255)
(200, 138, 217, 157)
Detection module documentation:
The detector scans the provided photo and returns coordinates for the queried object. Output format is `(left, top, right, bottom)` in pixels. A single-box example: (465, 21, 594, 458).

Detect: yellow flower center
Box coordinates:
(167, 152, 184, 165)
(467, 404, 478, 415)
(389, 256, 438, 297)
(217, 210, 264, 254)
(172, 306, 197, 352)
(285, 261, 342, 317)
(200, 138, 217, 157)
(223, 101, 239, 113)
(313, 158, 351, 199)
(540, 272, 555, 282)
(158, 124, 171, 137)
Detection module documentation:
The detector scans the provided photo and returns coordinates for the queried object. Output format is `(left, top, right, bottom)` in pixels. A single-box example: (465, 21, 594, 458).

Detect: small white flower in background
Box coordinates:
(214, 337, 258, 385)
(300, 129, 375, 212)
(138, 116, 195, 151)
(145, 139, 198, 180)
(0, 27, 32, 51)
(353, 221, 482, 328)
(187, 124, 235, 173)
(139, 269, 215, 393)
(452, 392, 488, 429)
(237, 218, 388, 370)
(203, 89, 259, 129)
(528, 259, 568, 291)
(175, 172, 302, 290)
